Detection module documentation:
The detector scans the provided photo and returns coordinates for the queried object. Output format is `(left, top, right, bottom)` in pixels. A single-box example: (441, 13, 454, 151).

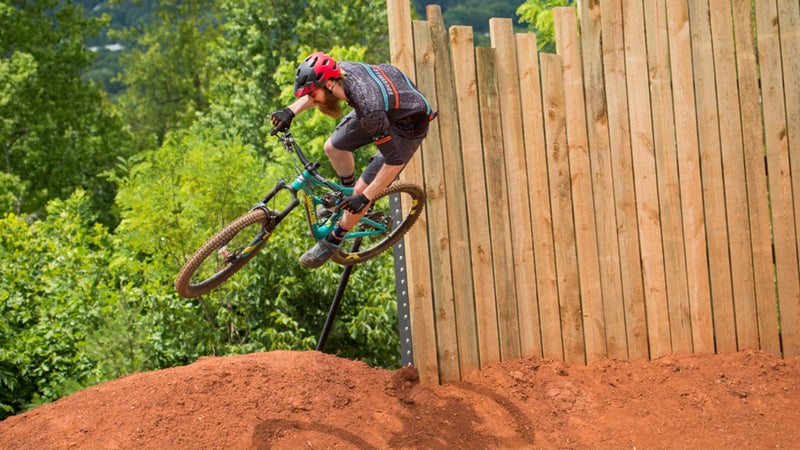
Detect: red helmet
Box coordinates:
(294, 52, 341, 97)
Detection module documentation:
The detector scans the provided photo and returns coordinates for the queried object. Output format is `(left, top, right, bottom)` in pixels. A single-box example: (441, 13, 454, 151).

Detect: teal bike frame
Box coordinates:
(251, 131, 389, 247)
(174, 129, 425, 298)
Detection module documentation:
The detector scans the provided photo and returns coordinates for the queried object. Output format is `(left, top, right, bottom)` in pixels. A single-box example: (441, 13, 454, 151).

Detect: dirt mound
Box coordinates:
(1, 349, 799, 449)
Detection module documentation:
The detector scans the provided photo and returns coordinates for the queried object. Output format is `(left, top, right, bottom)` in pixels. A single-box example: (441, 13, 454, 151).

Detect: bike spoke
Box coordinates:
(186, 218, 267, 288)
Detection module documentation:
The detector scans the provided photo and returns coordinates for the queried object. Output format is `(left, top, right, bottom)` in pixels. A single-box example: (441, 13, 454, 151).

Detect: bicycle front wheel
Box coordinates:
(175, 208, 274, 298)
(332, 181, 425, 266)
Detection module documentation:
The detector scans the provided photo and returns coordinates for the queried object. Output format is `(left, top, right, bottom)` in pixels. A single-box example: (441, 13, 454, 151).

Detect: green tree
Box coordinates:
(0, 191, 117, 418)
(207, 0, 389, 149)
(516, 0, 576, 53)
(112, 124, 400, 367)
(1, 3, 405, 420)
(110, 0, 221, 150)
(0, 0, 134, 225)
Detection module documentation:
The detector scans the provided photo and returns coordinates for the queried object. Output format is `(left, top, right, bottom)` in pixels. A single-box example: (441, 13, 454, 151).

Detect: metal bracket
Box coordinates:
(391, 194, 414, 367)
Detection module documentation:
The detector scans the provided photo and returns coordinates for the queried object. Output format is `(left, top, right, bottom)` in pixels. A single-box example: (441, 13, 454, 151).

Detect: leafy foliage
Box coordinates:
(207, 0, 389, 149)
(112, 122, 400, 361)
(0, 0, 135, 225)
(516, 0, 576, 53)
(0, 192, 115, 417)
(111, 0, 221, 150)
(1, 0, 406, 420)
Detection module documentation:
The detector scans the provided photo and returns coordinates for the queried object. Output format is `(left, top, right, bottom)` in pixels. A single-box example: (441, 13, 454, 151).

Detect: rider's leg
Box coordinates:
(300, 132, 367, 268)
(324, 111, 371, 187)
(331, 177, 370, 235)
(324, 137, 356, 187)
(299, 177, 369, 268)
(327, 159, 403, 245)
(301, 114, 425, 268)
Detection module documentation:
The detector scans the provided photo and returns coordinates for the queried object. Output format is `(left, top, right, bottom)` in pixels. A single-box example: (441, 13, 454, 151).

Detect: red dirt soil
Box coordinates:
(1, 349, 798, 449)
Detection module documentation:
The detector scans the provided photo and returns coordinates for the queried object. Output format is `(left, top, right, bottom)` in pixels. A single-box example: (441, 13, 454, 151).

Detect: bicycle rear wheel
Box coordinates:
(332, 181, 425, 266)
(175, 208, 274, 298)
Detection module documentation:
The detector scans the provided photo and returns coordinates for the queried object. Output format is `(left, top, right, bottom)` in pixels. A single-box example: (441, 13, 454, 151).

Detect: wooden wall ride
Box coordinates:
(387, 0, 800, 384)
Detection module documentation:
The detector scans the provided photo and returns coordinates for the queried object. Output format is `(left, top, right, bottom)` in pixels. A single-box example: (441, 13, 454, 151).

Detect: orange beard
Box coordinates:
(314, 87, 343, 119)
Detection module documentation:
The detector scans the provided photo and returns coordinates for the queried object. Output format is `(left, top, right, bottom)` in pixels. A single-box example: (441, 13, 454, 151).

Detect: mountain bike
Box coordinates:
(174, 130, 426, 298)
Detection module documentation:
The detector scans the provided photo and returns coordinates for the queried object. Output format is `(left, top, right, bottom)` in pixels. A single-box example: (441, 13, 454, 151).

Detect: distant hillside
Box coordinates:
(80, 0, 525, 97)
(78, 0, 154, 97)
(413, 0, 525, 35)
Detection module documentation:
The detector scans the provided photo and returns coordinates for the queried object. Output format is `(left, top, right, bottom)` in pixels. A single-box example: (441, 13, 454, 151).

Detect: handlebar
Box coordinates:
(271, 128, 340, 191)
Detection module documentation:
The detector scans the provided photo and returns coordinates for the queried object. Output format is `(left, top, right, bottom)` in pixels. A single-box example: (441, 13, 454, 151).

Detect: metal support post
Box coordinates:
(390, 194, 414, 366)
(316, 238, 361, 352)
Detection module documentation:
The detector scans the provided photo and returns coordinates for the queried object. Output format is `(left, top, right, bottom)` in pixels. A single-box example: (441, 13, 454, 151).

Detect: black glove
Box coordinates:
(337, 193, 371, 214)
(270, 107, 295, 132)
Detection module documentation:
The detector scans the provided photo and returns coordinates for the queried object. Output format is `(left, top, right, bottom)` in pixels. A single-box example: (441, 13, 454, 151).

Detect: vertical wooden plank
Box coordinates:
(488, 18, 535, 360)
(388, 1, 422, 195)
(540, 53, 585, 365)
(709, 0, 760, 349)
(413, 20, 460, 383)
(517, 34, 561, 360)
(756, 0, 800, 357)
(387, 0, 415, 78)
(664, 0, 715, 354)
(731, 0, 781, 355)
(425, 6, 480, 378)
(777, 0, 800, 356)
(475, 47, 522, 362)
(553, 7, 606, 363)
(600, 0, 649, 360)
(578, 0, 628, 359)
(779, 0, 800, 264)
(451, 26, 501, 366)
(600, 0, 655, 359)
(689, 0, 737, 354)
(387, 0, 439, 385)
(643, 0, 693, 354)
(623, 0, 672, 357)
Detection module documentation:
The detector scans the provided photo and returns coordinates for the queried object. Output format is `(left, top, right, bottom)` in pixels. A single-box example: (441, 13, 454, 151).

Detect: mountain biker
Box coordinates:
(270, 51, 436, 268)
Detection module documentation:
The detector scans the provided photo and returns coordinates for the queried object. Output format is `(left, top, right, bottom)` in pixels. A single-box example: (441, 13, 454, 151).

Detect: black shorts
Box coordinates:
(330, 111, 426, 184)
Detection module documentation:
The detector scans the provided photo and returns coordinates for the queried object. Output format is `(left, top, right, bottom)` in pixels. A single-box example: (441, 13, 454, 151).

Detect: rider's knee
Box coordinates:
(324, 138, 341, 158)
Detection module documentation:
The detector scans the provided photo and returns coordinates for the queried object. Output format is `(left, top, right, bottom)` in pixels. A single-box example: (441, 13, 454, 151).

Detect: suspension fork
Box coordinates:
(252, 180, 301, 229)
(222, 181, 301, 262)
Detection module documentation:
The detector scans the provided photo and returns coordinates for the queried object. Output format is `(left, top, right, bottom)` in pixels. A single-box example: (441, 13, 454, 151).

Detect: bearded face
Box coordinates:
(312, 87, 343, 119)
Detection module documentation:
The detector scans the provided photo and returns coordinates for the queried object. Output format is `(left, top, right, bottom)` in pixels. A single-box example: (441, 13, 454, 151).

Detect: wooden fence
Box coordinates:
(386, 0, 800, 385)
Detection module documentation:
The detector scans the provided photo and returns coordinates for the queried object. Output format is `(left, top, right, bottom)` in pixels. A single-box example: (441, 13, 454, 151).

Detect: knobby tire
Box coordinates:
(174, 208, 272, 298)
(331, 181, 425, 266)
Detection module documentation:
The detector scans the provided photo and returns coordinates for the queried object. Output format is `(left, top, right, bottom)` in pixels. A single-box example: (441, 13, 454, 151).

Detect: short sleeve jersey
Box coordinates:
(340, 62, 433, 164)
